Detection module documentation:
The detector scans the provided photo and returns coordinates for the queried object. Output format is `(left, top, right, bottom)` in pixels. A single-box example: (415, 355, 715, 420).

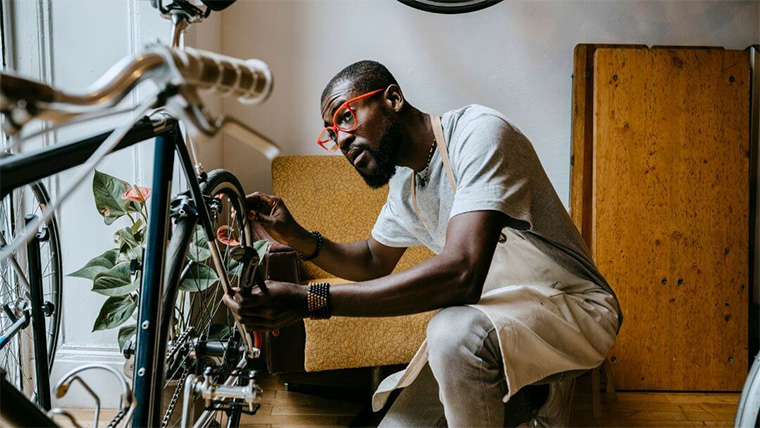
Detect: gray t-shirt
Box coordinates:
(371, 104, 621, 325)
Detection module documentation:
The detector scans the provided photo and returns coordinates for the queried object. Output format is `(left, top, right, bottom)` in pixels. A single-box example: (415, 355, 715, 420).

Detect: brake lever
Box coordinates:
(218, 115, 280, 160)
(167, 87, 280, 161)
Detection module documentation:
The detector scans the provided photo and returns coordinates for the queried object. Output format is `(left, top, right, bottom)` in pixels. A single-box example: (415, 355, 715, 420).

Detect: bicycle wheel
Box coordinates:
(735, 352, 760, 427)
(157, 169, 253, 428)
(397, 0, 503, 14)
(0, 181, 63, 397)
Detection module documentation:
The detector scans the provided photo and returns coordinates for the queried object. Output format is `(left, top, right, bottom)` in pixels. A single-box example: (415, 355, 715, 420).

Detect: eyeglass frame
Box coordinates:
(316, 88, 386, 152)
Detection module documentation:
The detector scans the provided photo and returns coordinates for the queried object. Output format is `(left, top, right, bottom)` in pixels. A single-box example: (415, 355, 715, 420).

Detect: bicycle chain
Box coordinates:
(166, 327, 194, 362)
(161, 365, 190, 428)
(158, 327, 195, 427)
(106, 408, 127, 428)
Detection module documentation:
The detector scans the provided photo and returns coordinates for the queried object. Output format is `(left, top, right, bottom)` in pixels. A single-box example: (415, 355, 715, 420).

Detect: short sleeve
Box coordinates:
(371, 196, 420, 248)
(448, 113, 532, 231)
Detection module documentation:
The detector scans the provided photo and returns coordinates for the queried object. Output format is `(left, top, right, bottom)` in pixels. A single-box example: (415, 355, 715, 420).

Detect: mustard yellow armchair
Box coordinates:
(258, 155, 436, 375)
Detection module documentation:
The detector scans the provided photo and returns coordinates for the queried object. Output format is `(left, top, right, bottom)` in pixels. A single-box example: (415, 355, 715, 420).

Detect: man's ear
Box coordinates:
(383, 84, 405, 113)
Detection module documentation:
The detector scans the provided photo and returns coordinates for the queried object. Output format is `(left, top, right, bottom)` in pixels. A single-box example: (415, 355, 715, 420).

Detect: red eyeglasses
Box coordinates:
(317, 88, 385, 152)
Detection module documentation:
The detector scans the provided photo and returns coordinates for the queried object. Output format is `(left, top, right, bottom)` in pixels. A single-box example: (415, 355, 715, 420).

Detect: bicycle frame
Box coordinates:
(0, 110, 242, 427)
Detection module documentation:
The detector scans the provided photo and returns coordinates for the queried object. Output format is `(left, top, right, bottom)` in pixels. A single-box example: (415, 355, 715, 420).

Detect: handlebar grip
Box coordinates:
(0, 73, 57, 106)
(167, 46, 272, 105)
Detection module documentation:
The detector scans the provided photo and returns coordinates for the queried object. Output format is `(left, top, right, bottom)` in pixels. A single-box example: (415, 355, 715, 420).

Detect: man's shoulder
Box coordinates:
(444, 104, 527, 155)
(445, 104, 512, 131)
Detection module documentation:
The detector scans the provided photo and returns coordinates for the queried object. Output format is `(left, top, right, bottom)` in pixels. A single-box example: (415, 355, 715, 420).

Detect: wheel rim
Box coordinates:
(0, 182, 62, 397)
(160, 179, 252, 428)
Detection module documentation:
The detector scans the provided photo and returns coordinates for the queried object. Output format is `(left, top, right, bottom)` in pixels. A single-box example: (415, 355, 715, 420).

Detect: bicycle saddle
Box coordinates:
(199, 0, 236, 11)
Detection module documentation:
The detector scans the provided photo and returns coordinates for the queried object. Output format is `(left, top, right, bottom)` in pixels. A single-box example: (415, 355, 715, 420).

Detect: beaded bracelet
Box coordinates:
(298, 230, 322, 261)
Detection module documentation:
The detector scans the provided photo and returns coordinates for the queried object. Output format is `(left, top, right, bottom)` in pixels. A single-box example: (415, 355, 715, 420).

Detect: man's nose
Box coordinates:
(337, 129, 354, 152)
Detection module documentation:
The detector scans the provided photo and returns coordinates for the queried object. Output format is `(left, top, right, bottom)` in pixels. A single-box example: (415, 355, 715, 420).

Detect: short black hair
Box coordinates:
(321, 60, 398, 104)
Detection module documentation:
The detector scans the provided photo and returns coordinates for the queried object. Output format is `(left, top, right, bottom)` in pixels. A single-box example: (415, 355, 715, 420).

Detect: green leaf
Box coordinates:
(132, 220, 147, 247)
(93, 170, 128, 225)
(179, 263, 219, 292)
(226, 257, 243, 278)
(93, 295, 137, 331)
(118, 324, 137, 351)
(124, 197, 143, 214)
(187, 227, 212, 262)
(69, 249, 119, 280)
(208, 323, 232, 341)
(130, 218, 143, 235)
(253, 240, 269, 266)
(92, 263, 137, 296)
(114, 226, 139, 252)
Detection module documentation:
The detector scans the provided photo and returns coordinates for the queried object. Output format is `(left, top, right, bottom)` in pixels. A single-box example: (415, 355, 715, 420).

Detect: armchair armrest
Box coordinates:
(253, 222, 301, 284)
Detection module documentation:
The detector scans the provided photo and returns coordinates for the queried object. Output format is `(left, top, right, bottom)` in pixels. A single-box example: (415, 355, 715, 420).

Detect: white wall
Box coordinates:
(220, 0, 760, 205)
(5, 0, 224, 409)
(4, 0, 759, 413)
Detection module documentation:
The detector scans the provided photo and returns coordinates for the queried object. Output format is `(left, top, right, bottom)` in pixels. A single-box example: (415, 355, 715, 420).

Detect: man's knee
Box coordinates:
(426, 306, 493, 364)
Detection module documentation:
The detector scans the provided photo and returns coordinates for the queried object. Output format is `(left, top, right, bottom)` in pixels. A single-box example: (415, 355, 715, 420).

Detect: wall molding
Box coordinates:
(50, 344, 128, 409)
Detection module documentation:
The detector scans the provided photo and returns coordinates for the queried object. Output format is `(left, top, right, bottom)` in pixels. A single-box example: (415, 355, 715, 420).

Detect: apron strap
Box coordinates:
(412, 114, 507, 244)
(431, 115, 456, 193)
(411, 115, 455, 227)
(411, 174, 425, 228)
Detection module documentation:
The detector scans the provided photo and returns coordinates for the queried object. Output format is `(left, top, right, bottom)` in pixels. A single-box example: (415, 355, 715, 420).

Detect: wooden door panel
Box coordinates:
(570, 44, 646, 245)
(592, 48, 749, 390)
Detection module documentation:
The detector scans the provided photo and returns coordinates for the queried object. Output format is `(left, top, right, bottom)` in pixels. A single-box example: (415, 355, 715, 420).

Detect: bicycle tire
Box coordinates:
(735, 352, 760, 427)
(156, 169, 253, 428)
(0, 180, 63, 398)
(397, 0, 503, 14)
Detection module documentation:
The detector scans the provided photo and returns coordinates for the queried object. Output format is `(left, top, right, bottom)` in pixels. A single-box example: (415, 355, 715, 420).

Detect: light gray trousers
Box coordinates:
(378, 306, 508, 428)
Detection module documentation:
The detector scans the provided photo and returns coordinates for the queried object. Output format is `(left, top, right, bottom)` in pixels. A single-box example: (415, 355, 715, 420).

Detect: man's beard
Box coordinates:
(357, 116, 403, 189)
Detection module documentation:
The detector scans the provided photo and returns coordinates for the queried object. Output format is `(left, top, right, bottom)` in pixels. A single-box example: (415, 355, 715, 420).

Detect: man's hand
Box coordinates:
(246, 192, 311, 247)
(223, 281, 310, 331)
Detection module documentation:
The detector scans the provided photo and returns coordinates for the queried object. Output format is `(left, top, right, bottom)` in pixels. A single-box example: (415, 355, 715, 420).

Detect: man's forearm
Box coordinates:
(329, 253, 481, 317)
(287, 229, 382, 281)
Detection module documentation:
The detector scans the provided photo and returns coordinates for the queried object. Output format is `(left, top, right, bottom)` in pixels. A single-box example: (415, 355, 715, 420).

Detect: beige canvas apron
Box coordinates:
(371, 115, 620, 412)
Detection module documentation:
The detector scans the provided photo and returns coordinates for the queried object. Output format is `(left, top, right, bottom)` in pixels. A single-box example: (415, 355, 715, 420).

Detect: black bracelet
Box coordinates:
(307, 282, 331, 319)
(299, 230, 322, 261)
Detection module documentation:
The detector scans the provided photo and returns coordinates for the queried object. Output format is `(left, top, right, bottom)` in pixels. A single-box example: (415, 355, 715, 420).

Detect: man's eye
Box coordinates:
(340, 110, 352, 125)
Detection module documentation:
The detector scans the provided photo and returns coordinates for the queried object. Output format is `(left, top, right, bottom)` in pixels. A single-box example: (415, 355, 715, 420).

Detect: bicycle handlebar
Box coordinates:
(167, 46, 272, 104)
(0, 43, 272, 135)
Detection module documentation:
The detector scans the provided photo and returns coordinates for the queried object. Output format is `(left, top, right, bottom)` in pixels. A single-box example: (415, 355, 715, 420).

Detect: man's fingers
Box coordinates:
(248, 210, 275, 224)
(222, 293, 239, 312)
(232, 289, 270, 308)
(239, 312, 301, 331)
(246, 192, 278, 222)
(246, 192, 276, 211)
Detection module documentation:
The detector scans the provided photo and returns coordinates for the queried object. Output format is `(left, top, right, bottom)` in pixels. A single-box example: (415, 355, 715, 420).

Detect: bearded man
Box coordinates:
(223, 60, 621, 427)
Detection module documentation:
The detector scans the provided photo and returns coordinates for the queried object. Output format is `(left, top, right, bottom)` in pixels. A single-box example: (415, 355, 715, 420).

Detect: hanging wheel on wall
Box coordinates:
(397, 0, 503, 14)
(398, 0, 501, 14)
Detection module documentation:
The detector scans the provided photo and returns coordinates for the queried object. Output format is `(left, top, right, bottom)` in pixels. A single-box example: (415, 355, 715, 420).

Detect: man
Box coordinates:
(223, 60, 621, 427)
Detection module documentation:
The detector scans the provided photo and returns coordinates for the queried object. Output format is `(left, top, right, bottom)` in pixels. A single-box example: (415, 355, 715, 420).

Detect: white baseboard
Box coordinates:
(50, 344, 130, 410)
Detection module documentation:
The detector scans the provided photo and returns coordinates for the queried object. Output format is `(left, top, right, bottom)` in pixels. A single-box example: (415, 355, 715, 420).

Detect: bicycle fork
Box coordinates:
(25, 214, 51, 411)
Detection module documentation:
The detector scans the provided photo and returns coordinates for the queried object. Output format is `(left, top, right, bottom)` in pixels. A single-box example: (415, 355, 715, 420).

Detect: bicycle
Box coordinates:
(0, 174, 62, 411)
(0, 0, 277, 426)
